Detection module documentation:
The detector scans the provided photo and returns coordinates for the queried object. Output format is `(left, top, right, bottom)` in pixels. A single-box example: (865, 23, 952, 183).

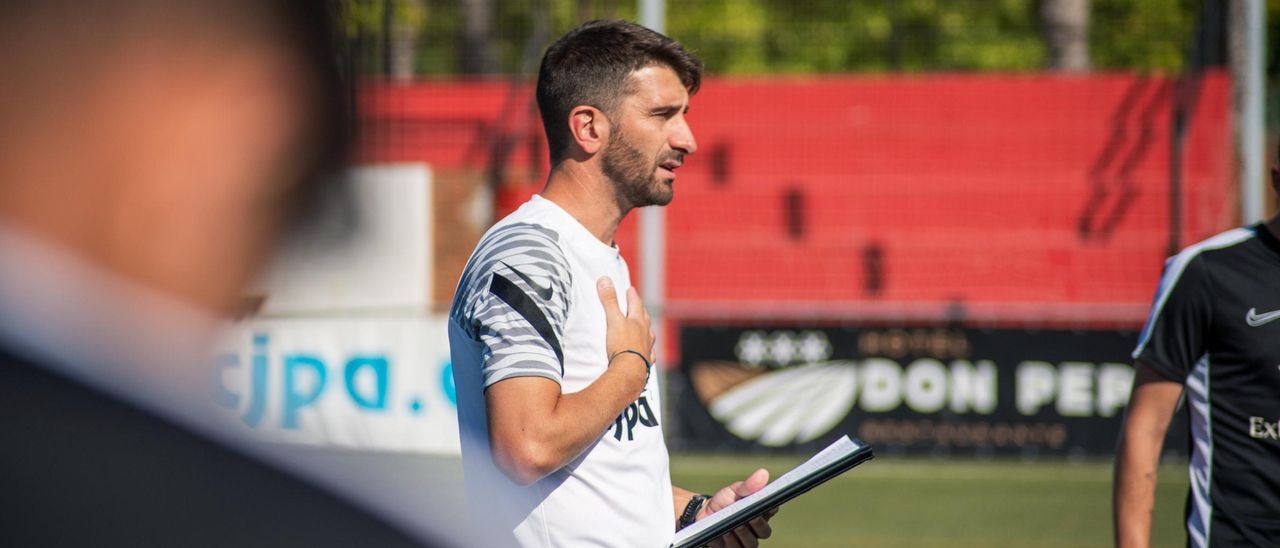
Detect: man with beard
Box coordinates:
(448, 20, 776, 548)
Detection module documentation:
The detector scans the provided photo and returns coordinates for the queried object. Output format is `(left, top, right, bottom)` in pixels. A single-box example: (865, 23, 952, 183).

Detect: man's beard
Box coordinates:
(601, 126, 676, 209)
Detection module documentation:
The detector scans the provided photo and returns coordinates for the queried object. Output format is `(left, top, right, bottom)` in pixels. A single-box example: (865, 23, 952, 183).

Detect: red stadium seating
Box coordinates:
(360, 72, 1233, 326)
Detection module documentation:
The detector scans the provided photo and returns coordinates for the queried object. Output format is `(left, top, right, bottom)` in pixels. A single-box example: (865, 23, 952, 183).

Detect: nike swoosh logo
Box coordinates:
(501, 262, 553, 300)
(1246, 308, 1280, 327)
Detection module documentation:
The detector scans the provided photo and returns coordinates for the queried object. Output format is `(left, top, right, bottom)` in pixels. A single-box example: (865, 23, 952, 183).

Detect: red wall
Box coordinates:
(361, 72, 1233, 324)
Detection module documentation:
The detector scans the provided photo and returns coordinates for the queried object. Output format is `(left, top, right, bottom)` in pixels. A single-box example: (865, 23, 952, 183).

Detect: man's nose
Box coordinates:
(672, 122, 697, 155)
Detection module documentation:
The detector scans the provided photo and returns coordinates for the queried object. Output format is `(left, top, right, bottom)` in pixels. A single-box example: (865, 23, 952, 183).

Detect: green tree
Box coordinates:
(1091, 0, 1198, 73)
(340, 0, 1228, 76)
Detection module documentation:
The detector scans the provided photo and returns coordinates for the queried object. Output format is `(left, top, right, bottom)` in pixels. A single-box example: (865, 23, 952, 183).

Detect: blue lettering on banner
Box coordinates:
(283, 354, 327, 429)
(345, 355, 389, 410)
(211, 332, 458, 431)
(241, 333, 271, 427)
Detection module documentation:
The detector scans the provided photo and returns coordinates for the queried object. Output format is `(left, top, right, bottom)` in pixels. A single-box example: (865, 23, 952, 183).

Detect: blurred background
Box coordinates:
(216, 1, 1279, 546)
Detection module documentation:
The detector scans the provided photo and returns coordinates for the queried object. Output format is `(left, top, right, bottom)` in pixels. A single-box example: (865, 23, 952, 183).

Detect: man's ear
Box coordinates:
(568, 105, 609, 157)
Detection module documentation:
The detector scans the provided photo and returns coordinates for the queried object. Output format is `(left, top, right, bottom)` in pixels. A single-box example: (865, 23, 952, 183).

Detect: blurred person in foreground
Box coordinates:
(0, 1, 445, 546)
(1114, 149, 1280, 546)
(448, 20, 775, 548)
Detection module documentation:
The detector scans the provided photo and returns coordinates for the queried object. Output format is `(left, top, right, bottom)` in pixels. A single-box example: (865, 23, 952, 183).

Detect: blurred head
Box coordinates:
(536, 20, 701, 208)
(0, 0, 350, 316)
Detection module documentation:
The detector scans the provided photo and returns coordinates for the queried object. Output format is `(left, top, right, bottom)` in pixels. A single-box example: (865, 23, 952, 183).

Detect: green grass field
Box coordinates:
(671, 455, 1190, 548)
(371, 452, 1188, 546)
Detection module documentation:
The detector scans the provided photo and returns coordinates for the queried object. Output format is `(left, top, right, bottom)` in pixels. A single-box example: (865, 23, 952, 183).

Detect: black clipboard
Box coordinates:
(670, 435, 875, 548)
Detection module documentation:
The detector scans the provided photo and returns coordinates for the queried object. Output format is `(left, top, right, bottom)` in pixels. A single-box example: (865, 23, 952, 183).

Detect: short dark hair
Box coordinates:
(536, 20, 702, 165)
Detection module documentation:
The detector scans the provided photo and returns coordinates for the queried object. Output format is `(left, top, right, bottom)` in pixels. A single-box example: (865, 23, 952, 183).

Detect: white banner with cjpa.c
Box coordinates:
(214, 316, 459, 455)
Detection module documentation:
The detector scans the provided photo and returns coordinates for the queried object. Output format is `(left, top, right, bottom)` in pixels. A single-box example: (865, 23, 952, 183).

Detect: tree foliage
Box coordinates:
(342, 0, 1256, 76)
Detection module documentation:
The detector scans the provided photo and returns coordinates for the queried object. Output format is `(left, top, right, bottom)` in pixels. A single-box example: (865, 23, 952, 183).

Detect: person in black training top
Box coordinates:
(0, 1, 448, 547)
(1114, 150, 1280, 547)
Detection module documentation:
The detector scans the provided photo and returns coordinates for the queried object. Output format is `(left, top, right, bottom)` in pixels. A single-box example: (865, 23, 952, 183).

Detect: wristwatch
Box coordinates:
(677, 494, 710, 531)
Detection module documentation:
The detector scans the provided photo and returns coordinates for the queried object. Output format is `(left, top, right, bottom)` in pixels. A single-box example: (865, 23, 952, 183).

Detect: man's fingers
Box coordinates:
(705, 482, 741, 514)
(747, 516, 772, 539)
(722, 481, 744, 504)
(734, 469, 769, 498)
(596, 277, 622, 321)
(716, 530, 742, 548)
(705, 472, 774, 547)
(625, 286, 647, 320)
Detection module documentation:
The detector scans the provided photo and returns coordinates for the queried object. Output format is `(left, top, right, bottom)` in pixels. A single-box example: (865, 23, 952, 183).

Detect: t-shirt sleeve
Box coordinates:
(1132, 252, 1213, 382)
(455, 224, 573, 388)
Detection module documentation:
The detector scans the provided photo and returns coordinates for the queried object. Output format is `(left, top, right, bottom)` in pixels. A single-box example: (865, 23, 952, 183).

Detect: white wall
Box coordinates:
(259, 163, 433, 314)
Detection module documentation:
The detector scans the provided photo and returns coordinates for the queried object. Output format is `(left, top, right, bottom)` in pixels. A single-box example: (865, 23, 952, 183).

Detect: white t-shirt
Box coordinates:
(449, 195, 673, 547)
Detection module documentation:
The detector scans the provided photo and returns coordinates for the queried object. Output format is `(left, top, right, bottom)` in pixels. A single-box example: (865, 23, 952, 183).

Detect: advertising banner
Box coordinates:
(213, 316, 459, 455)
(671, 324, 1188, 458)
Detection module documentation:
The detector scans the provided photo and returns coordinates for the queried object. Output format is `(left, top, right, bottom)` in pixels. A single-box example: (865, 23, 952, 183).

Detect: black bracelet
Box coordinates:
(609, 349, 652, 384)
(677, 494, 709, 531)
